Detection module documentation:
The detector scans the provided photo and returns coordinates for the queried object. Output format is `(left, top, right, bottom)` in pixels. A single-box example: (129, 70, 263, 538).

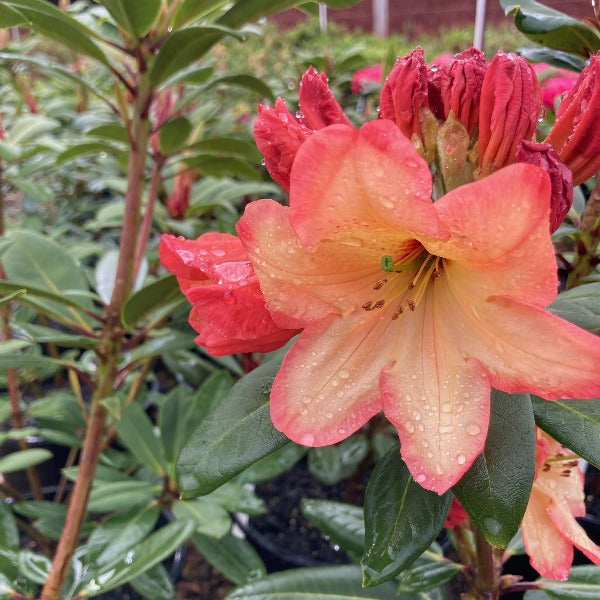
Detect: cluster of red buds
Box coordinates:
(257, 48, 600, 233)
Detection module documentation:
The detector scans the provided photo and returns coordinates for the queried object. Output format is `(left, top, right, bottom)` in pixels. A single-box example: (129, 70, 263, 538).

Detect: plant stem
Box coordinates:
(471, 527, 503, 600)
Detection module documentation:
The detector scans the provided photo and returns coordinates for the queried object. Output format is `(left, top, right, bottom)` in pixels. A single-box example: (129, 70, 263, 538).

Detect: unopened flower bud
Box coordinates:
(380, 48, 429, 143)
(516, 140, 573, 232)
(477, 52, 541, 177)
(436, 113, 472, 192)
(545, 53, 600, 185)
(430, 47, 487, 135)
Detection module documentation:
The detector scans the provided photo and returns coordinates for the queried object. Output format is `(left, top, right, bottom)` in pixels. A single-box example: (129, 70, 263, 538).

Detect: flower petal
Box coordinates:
(289, 120, 445, 247)
(237, 198, 421, 327)
(463, 295, 600, 400)
(522, 487, 573, 580)
(548, 501, 600, 568)
(270, 313, 386, 446)
(380, 286, 491, 494)
(425, 164, 552, 266)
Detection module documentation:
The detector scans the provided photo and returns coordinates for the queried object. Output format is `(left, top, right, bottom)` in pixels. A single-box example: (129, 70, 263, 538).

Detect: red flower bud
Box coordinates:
(545, 53, 600, 185)
(430, 47, 487, 135)
(166, 166, 195, 219)
(254, 98, 311, 191)
(299, 66, 352, 130)
(477, 52, 541, 177)
(516, 140, 573, 232)
(444, 498, 468, 529)
(380, 48, 429, 142)
(255, 68, 351, 190)
(159, 233, 299, 356)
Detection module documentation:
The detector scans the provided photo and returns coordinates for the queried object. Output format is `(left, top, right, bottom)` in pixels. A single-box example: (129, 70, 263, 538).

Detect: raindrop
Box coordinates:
(405, 421, 415, 433)
(339, 369, 350, 379)
(301, 433, 315, 446)
(211, 248, 226, 257)
(416, 473, 427, 483)
(223, 291, 236, 305)
(466, 423, 481, 436)
(438, 425, 454, 434)
(484, 518, 502, 535)
(457, 454, 466, 465)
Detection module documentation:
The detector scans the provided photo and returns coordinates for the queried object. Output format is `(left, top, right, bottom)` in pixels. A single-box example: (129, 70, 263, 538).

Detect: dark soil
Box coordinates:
(245, 457, 369, 572)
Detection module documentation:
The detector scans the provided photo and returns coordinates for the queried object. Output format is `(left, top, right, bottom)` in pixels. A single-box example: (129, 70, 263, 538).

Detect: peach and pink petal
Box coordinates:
(464, 295, 600, 400)
(548, 502, 600, 567)
(237, 199, 419, 327)
(380, 289, 491, 494)
(270, 312, 386, 447)
(425, 164, 551, 266)
(522, 488, 573, 580)
(289, 121, 446, 247)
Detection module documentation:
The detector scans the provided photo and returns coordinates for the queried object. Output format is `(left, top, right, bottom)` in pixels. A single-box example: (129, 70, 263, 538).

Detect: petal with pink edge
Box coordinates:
(425, 164, 551, 266)
(270, 312, 387, 447)
(522, 487, 573, 580)
(548, 501, 600, 568)
(462, 295, 600, 401)
(380, 287, 491, 494)
(289, 121, 446, 247)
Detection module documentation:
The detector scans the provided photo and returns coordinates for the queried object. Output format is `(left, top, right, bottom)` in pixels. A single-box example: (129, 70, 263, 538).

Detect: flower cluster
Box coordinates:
(161, 48, 600, 508)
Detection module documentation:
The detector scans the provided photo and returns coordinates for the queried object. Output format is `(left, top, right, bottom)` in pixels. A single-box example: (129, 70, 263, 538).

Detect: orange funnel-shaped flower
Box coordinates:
(237, 120, 600, 494)
(522, 431, 600, 579)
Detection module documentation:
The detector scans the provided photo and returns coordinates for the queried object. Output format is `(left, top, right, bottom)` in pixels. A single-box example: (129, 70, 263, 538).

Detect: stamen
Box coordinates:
(407, 300, 416, 311)
(362, 301, 373, 311)
(374, 299, 385, 309)
(373, 278, 388, 290)
(392, 305, 404, 320)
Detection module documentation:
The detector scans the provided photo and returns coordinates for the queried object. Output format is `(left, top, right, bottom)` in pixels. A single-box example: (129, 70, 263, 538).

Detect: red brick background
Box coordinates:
(272, 1, 594, 36)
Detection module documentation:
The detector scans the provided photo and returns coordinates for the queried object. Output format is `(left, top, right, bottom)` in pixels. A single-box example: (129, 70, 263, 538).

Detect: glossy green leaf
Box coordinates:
(218, 0, 312, 28)
(18, 322, 101, 349)
(361, 447, 451, 586)
(183, 154, 261, 180)
(130, 563, 175, 600)
(532, 396, 600, 469)
(396, 557, 462, 593)
(86, 123, 129, 143)
(537, 565, 600, 598)
(549, 283, 600, 333)
(206, 74, 275, 102)
(56, 141, 125, 166)
(205, 482, 266, 515)
(308, 435, 369, 485)
(0, 448, 52, 473)
(171, 498, 231, 538)
(237, 442, 306, 484)
(122, 275, 182, 328)
(87, 480, 160, 513)
(18, 550, 51, 584)
(4, 0, 109, 64)
(0, 503, 18, 550)
(501, 0, 600, 56)
(87, 504, 161, 565)
(116, 402, 167, 476)
(177, 357, 288, 497)
(158, 116, 192, 155)
(0, 4, 26, 26)
(1, 230, 93, 327)
(192, 531, 266, 585)
(79, 519, 196, 595)
(12, 500, 67, 520)
(172, 0, 229, 27)
(453, 390, 536, 548)
(302, 499, 365, 559)
(187, 136, 262, 162)
(228, 565, 400, 599)
(101, 0, 162, 37)
(149, 25, 243, 86)
(9, 114, 59, 144)
(127, 329, 196, 364)
(0, 288, 24, 306)
(517, 47, 586, 72)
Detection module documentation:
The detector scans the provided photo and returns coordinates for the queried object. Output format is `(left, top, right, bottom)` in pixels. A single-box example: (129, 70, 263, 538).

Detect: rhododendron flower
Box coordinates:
(531, 62, 578, 110)
(166, 166, 196, 219)
(254, 67, 350, 190)
(351, 64, 383, 94)
(522, 430, 600, 579)
(545, 53, 600, 185)
(516, 140, 573, 232)
(477, 52, 541, 177)
(237, 119, 600, 493)
(444, 498, 468, 529)
(159, 233, 299, 356)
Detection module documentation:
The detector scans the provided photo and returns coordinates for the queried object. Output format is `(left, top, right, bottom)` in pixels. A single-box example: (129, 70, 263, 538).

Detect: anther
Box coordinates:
(408, 281, 415, 290)
(374, 299, 385, 309)
(392, 305, 404, 320)
(362, 301, 373, 311)
(373, 278, 388, 290)
(560, 472, 571, 477)
(407, 300, 416, 311)
(431, 270, 441, 279)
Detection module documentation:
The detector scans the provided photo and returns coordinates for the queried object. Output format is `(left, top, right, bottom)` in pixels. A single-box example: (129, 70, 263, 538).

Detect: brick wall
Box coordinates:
(272, 1, 594, 36)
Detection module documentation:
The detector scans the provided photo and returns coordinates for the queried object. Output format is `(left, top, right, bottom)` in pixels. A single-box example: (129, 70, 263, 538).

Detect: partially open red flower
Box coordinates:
(545, 52, 600, 185)
(159, 233, 299, 356)
(237, 120, 600, 493)
(522, 430, 600, 579)
(254, 67, 350, 191)
(478, 52, 541, 177)
(351, 64, 383, 94)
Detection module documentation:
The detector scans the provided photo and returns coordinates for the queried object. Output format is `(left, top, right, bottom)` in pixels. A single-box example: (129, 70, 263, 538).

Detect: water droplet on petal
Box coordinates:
(466, 423, 481, 436)
(223, 291, 236, 305)
(301, 433, 315, 446)
(405, 421, 415, 433)
(416, 473, 426, 483)
(339, 370, 350, 379)
(457, 454, 466, 465)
